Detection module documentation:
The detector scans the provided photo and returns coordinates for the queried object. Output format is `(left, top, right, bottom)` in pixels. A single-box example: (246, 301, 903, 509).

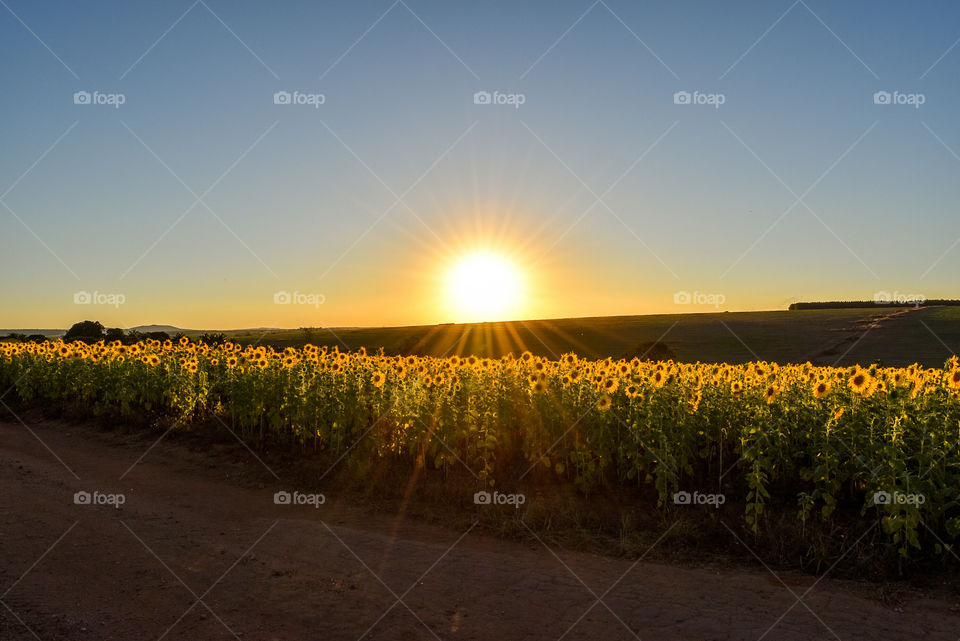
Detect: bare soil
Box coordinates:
(2, 416, 959, 641)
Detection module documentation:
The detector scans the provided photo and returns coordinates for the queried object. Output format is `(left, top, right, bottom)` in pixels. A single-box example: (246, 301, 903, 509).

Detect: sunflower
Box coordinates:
(532, 380, 545, 393)
(947, 369, 960, 390)
(812, 381, 831, 399)
(763, 385, 778, 404)
(602, 378, 619, 394)
(596, 395, 612, 411)
(625, 384, 639, 398)
(652, 371, 666, 388)
(371, 371, 385, 387)
(730, 381, 743, 394)
(226, 356, 239, 368)
(282, 355, 298, 369)
(847, 369, 872, 395)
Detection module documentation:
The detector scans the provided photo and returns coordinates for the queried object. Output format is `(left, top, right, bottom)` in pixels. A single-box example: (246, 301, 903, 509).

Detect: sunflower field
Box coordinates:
(2, 338, 960, 560)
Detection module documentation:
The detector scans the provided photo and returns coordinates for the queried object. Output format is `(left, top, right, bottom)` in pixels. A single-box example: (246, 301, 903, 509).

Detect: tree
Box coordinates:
(64, 320, 105, 343)
(300, 327, 318, 344)
(200, 332, 226, 345)
(105, 327, 126, 342)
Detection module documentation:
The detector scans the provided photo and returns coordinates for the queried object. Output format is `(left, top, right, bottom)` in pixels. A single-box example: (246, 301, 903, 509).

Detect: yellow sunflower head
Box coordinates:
(847, 369, 872, 395)
(947, 369, 960, 390)
(764, 385, 778, 404)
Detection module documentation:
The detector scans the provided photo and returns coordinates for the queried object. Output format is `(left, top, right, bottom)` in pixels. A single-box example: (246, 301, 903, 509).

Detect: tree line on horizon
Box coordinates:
(788, 300, 960, 310)
(4, 321, 226, 345)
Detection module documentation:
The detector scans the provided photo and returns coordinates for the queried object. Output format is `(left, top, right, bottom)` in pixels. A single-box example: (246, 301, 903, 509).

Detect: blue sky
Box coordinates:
(2, 0, 960, 328)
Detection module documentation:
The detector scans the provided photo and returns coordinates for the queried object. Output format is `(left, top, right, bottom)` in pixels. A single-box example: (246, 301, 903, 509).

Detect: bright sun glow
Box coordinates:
(446, 252, 523, 322)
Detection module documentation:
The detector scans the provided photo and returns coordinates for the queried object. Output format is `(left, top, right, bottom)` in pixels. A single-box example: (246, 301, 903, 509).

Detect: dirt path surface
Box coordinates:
(2, 418, 959, 641)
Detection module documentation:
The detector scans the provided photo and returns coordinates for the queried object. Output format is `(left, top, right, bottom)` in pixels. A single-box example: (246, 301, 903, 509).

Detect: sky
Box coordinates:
(2, 0, 960, 329)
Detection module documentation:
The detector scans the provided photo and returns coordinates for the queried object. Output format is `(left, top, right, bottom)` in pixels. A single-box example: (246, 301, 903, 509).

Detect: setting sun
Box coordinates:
(445, 251, 523, 322)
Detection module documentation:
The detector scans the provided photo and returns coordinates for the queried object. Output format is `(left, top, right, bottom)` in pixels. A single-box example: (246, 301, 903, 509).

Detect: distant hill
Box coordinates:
(0, 329, 65, 338)
(216, 306, 960, 368)
(127, 325, 187, 334)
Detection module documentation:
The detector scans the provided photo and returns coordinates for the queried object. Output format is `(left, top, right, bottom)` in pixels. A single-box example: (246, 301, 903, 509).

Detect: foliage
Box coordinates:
(2, 339, 960, 562)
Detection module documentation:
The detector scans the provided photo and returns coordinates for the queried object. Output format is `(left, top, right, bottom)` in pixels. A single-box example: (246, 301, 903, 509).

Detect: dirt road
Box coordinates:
(2, 417, 958, 641)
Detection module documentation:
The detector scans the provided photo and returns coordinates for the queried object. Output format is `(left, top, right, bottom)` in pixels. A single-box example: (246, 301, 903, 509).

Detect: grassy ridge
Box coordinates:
(220, 307, 960, 368)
